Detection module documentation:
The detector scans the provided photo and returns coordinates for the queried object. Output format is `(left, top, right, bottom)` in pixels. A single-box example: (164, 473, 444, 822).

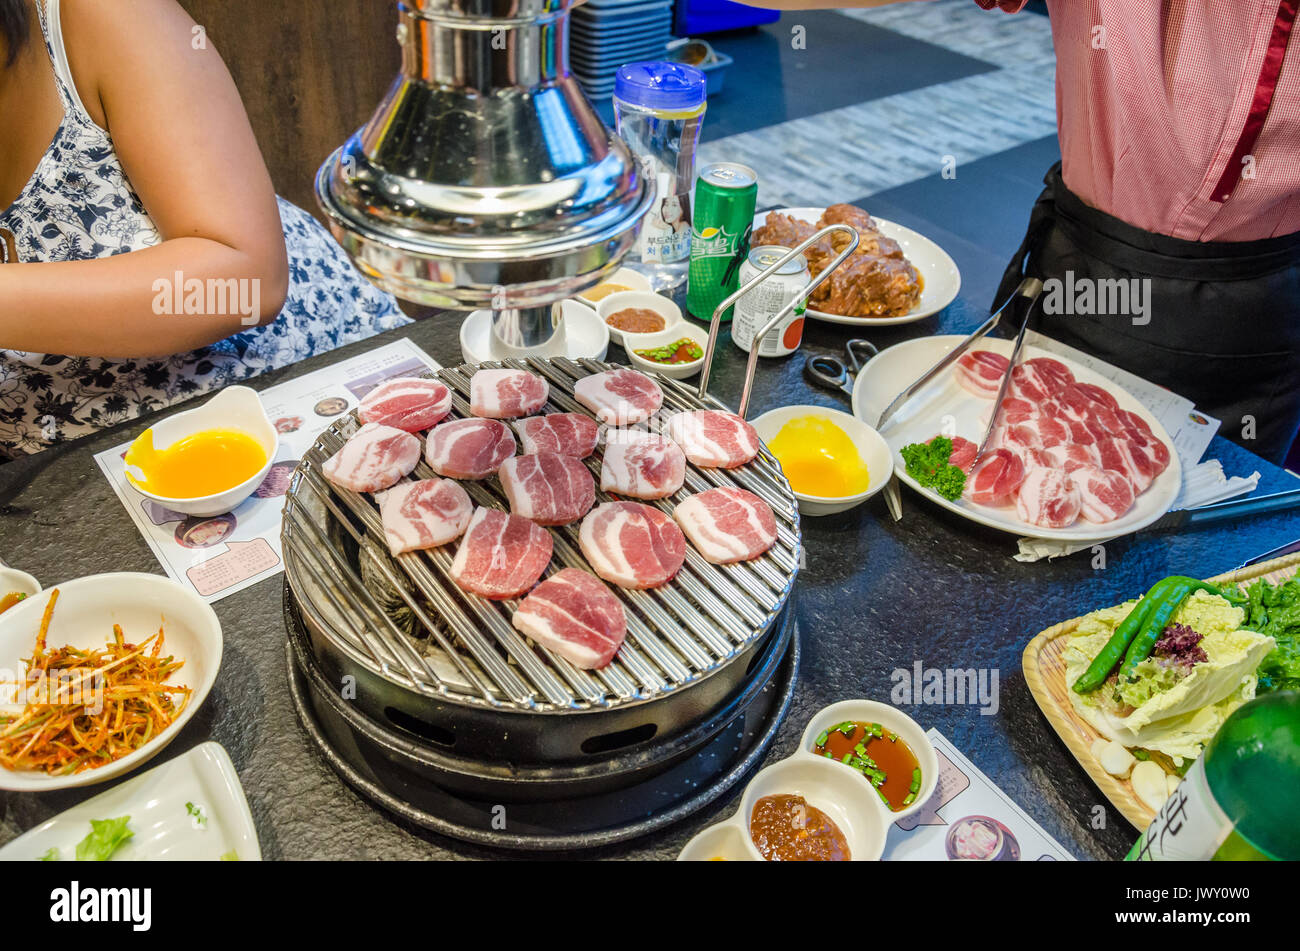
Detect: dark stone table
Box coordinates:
(1, 300, 1294, 861)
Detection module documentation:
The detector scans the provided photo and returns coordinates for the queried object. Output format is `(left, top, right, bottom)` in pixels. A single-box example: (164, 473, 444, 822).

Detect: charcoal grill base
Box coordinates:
(286, 614, 800, 851)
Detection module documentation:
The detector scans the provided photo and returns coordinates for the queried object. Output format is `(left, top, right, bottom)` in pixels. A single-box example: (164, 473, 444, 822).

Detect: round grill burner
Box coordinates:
(286, 594, 800, 850)
(281, 357, 802, 767)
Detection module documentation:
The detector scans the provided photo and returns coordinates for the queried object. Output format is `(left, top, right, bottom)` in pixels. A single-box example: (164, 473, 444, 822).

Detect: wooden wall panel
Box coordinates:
(179, 0, 401, 223)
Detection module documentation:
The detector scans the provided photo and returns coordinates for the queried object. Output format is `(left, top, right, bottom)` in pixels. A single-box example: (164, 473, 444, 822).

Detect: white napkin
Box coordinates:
(1014, 460, 1262, 562)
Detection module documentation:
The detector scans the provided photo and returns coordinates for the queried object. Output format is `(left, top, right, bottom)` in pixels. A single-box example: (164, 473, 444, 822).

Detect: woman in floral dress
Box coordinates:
(0, 0, 408, 458)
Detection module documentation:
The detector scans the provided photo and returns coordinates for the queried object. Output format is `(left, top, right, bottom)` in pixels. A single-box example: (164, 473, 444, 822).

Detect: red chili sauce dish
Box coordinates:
(812, 720, 922, 812)
(749, 793, 851, 861)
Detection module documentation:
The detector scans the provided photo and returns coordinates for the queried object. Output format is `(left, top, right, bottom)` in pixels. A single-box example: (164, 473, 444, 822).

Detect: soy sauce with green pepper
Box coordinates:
(813, 721, 922, 811)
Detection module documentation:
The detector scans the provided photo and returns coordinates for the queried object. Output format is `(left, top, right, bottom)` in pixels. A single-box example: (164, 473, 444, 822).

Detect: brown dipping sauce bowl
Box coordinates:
(591, 290, 683, 346)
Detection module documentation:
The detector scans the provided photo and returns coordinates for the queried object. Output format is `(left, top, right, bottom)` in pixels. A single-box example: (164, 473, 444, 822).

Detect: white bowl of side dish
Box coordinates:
(123, 385, 278, 518)
(591, 290, 684, 347)
(0, 573, 223, 791)
(679, 698, 935, 861)
(623, 321, 711, 380)
(575, 267, 653, 304)
(798, 698, 939, 826)
(0, 568, 41, 609)
(750, 406, 894, 516)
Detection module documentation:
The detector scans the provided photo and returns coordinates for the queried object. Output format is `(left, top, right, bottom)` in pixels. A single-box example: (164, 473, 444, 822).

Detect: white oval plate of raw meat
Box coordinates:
(851, 335, 1182, 542)
(750, 207, 960, 326)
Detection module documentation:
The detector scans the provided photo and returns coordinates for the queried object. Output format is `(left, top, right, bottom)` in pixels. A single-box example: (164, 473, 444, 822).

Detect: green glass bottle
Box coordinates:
(1127, 690, 1300, 860)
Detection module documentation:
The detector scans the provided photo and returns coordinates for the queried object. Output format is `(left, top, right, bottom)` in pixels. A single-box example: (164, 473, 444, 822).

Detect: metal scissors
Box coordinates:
(801, 339, 907, 521)
(803, 339, 878, 397)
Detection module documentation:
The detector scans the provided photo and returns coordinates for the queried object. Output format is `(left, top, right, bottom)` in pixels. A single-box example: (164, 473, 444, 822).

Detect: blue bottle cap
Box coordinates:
(613, 61, 707, 112)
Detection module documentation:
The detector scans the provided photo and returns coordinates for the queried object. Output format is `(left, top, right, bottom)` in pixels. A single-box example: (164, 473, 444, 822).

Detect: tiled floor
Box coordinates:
(693, 2, 1057, 207)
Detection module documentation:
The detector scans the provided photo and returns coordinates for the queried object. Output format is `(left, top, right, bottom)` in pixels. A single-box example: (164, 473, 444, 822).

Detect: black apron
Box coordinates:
(995, 162, 1300, 465)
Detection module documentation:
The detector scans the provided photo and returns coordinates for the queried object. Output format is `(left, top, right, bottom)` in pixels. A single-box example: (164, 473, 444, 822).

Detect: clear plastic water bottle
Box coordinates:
(613, 62, 707, 311)
(1127, 690, 1300, 860)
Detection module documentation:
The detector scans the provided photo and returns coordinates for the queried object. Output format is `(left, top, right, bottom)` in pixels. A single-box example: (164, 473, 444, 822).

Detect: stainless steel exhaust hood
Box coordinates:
(315, 0, 655, 347)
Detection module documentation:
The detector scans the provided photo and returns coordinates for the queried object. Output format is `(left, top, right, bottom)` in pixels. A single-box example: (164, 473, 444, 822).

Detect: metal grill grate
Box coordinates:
(282, 357, 801, 713)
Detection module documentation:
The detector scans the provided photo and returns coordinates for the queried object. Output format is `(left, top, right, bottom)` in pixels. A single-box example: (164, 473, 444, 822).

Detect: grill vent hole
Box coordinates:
(384, 707, 456, 748)
(580, 722, 657, 755)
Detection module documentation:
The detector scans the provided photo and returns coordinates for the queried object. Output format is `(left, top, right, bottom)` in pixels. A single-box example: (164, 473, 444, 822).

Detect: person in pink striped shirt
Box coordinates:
(753, 0, 1300, 462)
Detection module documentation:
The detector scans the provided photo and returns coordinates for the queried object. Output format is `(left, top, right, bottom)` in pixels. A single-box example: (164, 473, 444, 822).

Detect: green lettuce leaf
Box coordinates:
(75, 816, 133, 862)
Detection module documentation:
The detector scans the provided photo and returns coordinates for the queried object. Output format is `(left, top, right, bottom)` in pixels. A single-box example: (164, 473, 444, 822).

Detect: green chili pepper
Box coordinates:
(815, 729, 829, 747)
(1119, 578, 1221, 679)
(902, 792, 916, 806)
(1071, 578, 1172, 694)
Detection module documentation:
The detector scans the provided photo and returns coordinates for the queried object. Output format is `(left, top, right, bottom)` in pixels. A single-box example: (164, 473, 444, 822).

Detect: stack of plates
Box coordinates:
(570, 0, 674, 98)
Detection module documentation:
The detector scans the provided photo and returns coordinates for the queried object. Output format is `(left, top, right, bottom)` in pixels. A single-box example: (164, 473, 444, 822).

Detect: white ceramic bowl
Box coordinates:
(749, 405, 894, 516)
(798, 698, 940, 825)
(0, 573, 223, 791)
(593, 290, 683, 347)
(623, 321, 710, 380)
(676, 822, 754, 862)
(0, 567, 41, 605)
(575, 266, 653, 303)
(124, 386, 278, 518)
(738, 755, 889, 861)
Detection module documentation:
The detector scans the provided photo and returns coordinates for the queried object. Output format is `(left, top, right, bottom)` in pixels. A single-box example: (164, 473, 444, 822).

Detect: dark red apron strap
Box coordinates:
(1212, 0, 1299, 203)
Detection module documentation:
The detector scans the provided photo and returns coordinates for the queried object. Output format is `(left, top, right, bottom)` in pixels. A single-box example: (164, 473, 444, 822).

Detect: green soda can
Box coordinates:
(688, 162, 758, 322)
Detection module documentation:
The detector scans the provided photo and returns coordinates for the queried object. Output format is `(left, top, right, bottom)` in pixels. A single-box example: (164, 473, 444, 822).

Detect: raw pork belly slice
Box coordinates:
(375, 478, 472, 555)
(1095, 436, 1156, 493)
(674, 487, 778, 565)
(512, 568, 627, 670)
(954, 350, 1009, 398)
(1116, 409, 1171, 474)
(930, 434, 977, 473)
(1072, 381, 1120, 411)
(450, 507, 553, 600)
(579, 501, 686, 589)
(1072, 465, 1136, 524)
(1082, 403, 1125, 442)
(470, 368, 549, 419)
(425, 418, 516, 480)
(1010, 362, 1071, 403)
(573, 369, 663, 425)
(1053, 382, 1104, 421)
(963, 449, 1026, 507)
(1015, 467, 1082, 528)
(323, 423, 421, 493)
(992, 421, 1043, 456)
(498, 452, 596, 526)
(661, 410, 761, 468)
(358, 377, 452, 432)
(1024, 357, 1074, 393)
(1040, 441, 1100, 472)
(515, 413, 599, 458)
(994, 396, 1039, 425)
(600, 432, 686, 500)
(1034, 416, 1071, 448)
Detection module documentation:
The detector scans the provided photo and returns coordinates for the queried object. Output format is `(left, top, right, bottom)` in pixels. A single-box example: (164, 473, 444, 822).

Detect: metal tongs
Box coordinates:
(867, 277, 1041, 521)
(698, 223, 861, 418)
(874, 276, 1043, 433)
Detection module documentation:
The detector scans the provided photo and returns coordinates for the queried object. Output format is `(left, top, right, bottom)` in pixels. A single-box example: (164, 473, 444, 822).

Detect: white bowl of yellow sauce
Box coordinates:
(750, 406, 893, 516)
(124, 386, 278, 517)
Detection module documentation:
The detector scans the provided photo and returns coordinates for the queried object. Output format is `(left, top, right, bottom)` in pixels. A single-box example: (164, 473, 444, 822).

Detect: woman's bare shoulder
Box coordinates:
(59, 0, 204, 128)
